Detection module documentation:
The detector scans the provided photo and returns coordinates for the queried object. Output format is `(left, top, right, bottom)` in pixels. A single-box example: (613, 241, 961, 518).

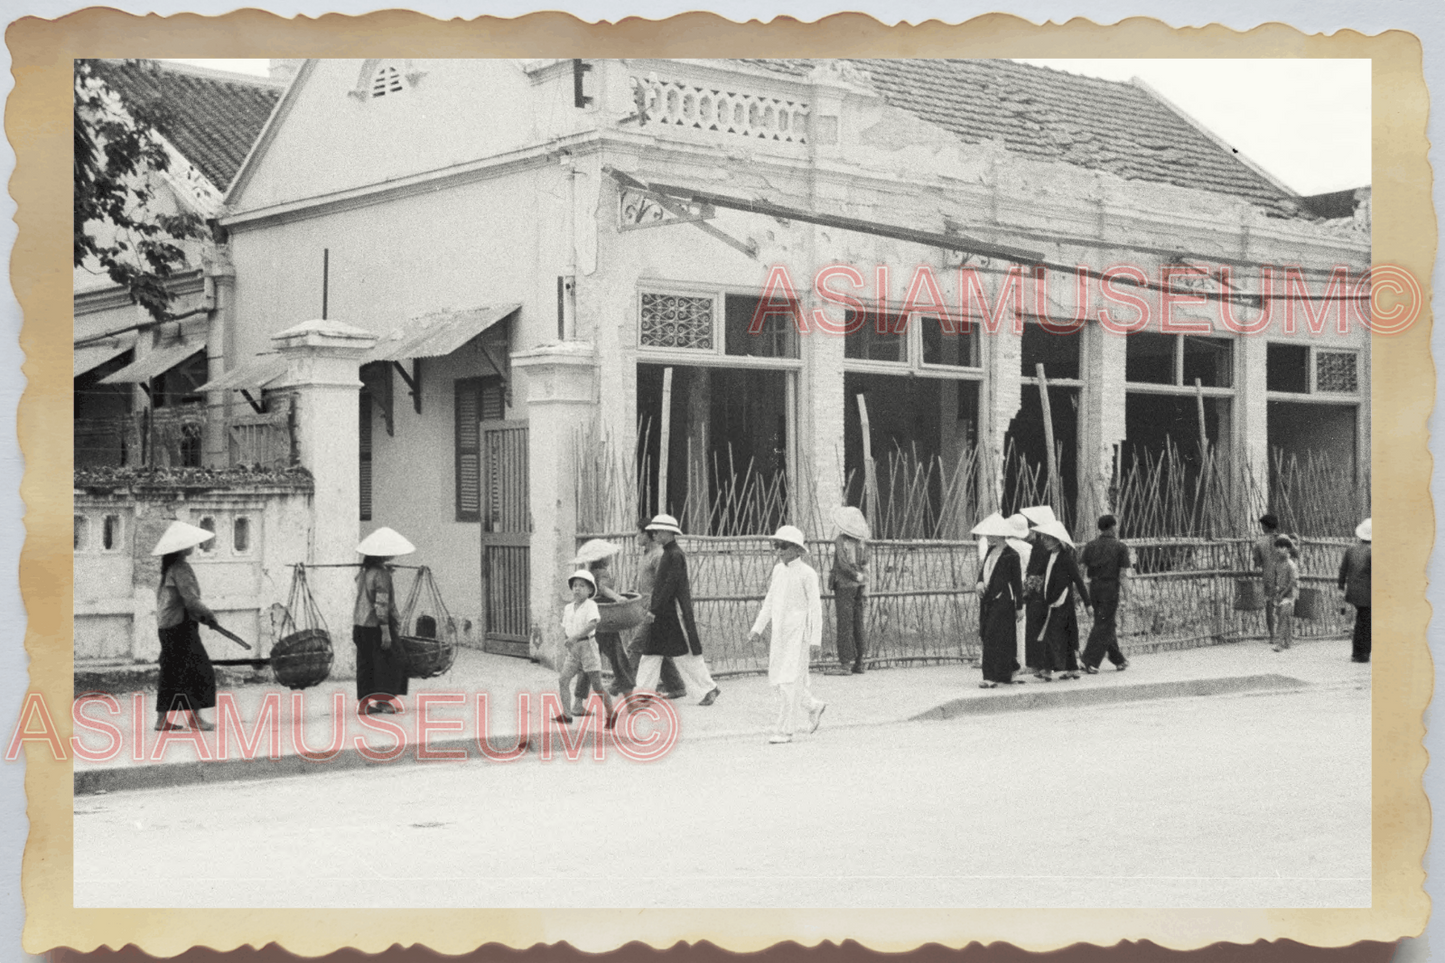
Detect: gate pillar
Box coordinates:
(512, 342, 599, 667)
(273, 318, 377, 680)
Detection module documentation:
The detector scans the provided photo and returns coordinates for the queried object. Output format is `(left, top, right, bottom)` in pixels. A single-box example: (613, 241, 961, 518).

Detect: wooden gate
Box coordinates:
(480, 420, 531, 657)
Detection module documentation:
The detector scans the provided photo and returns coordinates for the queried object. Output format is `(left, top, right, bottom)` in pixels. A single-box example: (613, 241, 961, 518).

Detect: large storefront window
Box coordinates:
(636, 286, 802, 534)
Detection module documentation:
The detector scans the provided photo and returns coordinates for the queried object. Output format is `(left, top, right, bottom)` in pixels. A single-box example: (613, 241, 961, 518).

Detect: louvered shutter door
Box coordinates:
(359, 394, 373, 521)
(455, 380, 481, 521)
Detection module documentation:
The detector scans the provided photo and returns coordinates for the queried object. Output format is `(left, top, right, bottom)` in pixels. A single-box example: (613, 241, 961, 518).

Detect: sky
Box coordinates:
(167, 57, 1371, 196)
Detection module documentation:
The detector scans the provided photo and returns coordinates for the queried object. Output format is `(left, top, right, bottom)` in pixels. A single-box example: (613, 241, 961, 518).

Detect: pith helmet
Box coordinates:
(771, 525, 807, 549)
(567, 569, 597, 597)
(646, 513, 683, 535)
(1355, 518, 1372, 542)
(356, 527, 416, 557)
(150, 520, 214, 557)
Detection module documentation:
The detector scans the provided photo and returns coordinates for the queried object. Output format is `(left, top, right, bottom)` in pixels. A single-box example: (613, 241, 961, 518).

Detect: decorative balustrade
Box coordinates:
(631, 74, 810, 144)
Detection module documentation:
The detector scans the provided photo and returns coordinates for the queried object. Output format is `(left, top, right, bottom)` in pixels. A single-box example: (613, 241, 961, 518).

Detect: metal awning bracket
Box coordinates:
(238, 389, 265, 415)
(391, 360, 422, 415)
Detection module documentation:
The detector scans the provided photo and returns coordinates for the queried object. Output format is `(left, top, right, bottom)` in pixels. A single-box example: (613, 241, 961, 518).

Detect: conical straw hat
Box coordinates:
(832, 506, 871, 540)
(1033, 519, 1074, 547)
(150, 520, 214, 557)
(1020, 505, 1057, 527)
(970, 512, 1014, 538)
(356, 527, 416, 556)
(573, 539, 622, 564)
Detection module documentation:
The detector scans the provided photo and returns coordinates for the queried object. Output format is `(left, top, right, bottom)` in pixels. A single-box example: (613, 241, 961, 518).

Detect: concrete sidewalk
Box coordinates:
(73, 637, 1367, 795)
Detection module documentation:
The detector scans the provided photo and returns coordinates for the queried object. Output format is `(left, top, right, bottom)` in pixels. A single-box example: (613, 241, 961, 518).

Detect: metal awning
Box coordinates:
(100, 337, 205, 385)
(365, 304, 519, 363)
(73, 339, 134, 378)
(196, 353, 289, 393)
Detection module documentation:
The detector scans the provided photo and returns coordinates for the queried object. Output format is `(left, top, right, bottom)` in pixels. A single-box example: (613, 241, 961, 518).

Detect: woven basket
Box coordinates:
(596, 592, 650, 632)
(271, 628, 333, 690)
(1294, 586, 1323, 621)
(1232, 579, 1265, 612)
(399, 631, 457, 679)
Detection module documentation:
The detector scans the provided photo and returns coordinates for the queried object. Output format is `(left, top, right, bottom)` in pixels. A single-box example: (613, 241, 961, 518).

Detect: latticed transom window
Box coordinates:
(640, 293, 714, 350)
(372, 65, 404, 98)
(1316, 350, 1359, 393)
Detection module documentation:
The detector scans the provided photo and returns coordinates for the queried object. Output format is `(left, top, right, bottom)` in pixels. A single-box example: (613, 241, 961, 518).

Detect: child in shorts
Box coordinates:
(556, 570, 615, 728)
(1267, 537, 1300, 652)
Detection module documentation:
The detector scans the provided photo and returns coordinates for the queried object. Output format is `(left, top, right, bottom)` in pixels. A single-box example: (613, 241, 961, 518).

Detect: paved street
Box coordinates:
(74, 674, 1369, 909)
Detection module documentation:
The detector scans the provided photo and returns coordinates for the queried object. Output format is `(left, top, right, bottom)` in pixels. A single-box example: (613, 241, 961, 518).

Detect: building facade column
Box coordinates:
(512, 342, 598, 667)
(1234, 331, 1270, 517)
(1078, 322, 1128, 530)
(203, 244, 236, 468)
(273, 318, 377, 680)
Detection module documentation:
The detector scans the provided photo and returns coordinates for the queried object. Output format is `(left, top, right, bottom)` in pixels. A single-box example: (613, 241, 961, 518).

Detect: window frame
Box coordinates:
(1264, 342, 1361, 402)
(842, 307, 986, 382)
(1123, 332, 1238, 398)
(636, 283, 804, 370)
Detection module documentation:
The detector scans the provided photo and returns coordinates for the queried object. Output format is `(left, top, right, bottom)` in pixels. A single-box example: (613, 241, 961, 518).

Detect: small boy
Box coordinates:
(1266, 536, 1300, 652)
(556, 570, 614, 728)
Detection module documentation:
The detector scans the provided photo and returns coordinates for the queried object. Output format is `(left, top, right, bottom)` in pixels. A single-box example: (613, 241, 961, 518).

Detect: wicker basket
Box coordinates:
(399, 630, 457, 679)
(597, 592, 650, 632)
(1294, 586, 1323, 620)
(1233, 579, 1265, 612)
(271, 628, 334, 690)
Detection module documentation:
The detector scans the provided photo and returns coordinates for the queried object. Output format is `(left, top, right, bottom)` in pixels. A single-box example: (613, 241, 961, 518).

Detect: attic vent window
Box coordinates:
(372, 65, 404, 98)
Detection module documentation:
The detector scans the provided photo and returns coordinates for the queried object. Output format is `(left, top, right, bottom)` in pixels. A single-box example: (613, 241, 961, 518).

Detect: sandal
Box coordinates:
(978, 681, 999, 689)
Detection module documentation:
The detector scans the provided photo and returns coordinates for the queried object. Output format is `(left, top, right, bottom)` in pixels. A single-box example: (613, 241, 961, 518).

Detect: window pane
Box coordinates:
(1316, 351, 1359, 393)
(1022, 323, 1081, 380)
(1125, 332, 1174, 384)
(641, 293, 713, 350)
(724, 294, 798, 359)
(844, 310, 906, 362)
(197, 517, 216, 553)
(1266, 343, 1310, 393)
(1182, 336, 1234, 389)
(233, 517, 251, 554)
(921, 316, 980, 367)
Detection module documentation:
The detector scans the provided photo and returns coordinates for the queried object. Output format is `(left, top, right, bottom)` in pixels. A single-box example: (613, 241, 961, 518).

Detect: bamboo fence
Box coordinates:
(573, 418, 1365, 676)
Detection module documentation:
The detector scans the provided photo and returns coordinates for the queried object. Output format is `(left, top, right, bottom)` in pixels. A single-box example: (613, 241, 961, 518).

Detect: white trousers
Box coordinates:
(774, 677, 824, 736)
(636, 653, 717, 701)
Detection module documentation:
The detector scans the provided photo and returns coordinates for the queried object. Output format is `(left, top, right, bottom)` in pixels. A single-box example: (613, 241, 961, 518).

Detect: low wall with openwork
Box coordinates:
(579, 533, 1357, 675)
(74, 467, 315, 671)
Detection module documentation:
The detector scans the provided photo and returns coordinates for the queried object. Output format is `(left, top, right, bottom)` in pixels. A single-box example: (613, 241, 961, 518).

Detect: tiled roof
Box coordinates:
(86, 60, 283, 191)
(734, 59, 1306, 216)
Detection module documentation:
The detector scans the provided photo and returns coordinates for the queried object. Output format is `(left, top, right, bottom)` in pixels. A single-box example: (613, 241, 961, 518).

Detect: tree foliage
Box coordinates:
(74, 59, 208, 323)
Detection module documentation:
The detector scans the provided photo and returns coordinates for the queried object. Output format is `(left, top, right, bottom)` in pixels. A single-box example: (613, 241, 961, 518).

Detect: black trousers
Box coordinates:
(1082, 582, 1127, 669)
(353, 625, 409, 702)
(834, 584, 866, 668)
(1352, 606, 1371, 661)
(157, 620, 216, 713)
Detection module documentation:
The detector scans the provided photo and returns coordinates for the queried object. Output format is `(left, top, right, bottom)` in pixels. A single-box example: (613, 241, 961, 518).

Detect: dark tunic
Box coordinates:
(156, 560, 217, 713)
(1034, 547, 1092, 672)
(645, 540, 702, 658)
(978, 545, 1023, 683)
(1023, 541, 1050, 669)
(353, 564, 409, 700)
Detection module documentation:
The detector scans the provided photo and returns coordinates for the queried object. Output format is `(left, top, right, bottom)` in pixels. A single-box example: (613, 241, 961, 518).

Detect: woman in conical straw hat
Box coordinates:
(971, 513, 1028, 688)
(353, 527, 415, 714)
(1031, 520, 1093, 682)
(829, 506, 871, 676)
(150, 520, 221, 731)
(1018, 505, 1057, 673)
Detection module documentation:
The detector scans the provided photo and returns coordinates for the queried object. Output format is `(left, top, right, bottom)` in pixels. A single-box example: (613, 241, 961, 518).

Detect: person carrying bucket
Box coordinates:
(150, 520, 223, 731)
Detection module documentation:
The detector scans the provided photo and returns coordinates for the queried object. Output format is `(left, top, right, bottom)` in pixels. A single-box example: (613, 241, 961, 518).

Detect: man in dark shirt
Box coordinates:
(1079, 514, 1131, 673)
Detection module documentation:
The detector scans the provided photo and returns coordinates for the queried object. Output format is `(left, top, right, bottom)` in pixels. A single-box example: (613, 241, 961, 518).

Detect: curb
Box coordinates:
(912, 673, 1309, 720)
(77, 672, 1315, 796)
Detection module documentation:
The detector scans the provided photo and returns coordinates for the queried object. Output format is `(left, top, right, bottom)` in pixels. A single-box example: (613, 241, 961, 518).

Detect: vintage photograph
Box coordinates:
(69, 54, 1373, 910)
